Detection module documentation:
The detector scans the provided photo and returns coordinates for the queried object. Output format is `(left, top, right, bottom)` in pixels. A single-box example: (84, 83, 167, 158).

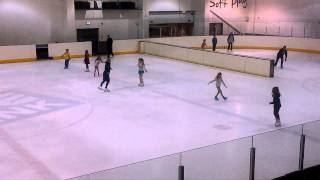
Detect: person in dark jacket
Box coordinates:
(99, 58, 112, 92)
(269, 87, 282, 127)
(227, 32, 234, 51)
(106, 35, 114, 58)
(274, 46, 288, 69)
(212, 34, 217, 51)
(84, 50, 90, 72)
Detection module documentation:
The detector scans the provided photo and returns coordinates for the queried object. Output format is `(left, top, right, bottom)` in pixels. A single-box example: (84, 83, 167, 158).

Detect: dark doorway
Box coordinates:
(36, 44, 49, 60)
(77, 28, 99, 55)
(209, 23, 223, 35)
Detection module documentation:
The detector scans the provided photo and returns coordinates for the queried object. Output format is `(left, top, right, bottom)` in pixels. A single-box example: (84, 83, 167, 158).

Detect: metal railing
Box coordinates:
(67, 119, 320, 180)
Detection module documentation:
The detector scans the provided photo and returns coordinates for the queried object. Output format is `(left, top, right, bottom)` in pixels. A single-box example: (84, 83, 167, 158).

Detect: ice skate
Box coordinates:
(223, 97, 228, 100)
(275, 120, 281, 127)
(214, 96, 219, 101)
(104, 89, 110, 92)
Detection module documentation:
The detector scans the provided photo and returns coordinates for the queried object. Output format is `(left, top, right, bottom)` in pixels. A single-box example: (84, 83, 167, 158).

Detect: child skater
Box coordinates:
(201, 39, 207, 50)
(84, 50, 90, 72)
(208, 72, 228, 101)
(269, 87, 282, 127)
(99, 58, 112, 92)
(94, 56, 103, 77)
(138, 58, 147, 87)
(61, 49, 71, 69)
(274, 46, 288, 69)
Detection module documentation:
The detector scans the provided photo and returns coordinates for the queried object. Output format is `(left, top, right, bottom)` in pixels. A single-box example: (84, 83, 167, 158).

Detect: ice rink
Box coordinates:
(0, 50, 320, 179)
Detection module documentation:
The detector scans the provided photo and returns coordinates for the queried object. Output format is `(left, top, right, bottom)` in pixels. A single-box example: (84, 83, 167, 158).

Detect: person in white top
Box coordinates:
(138, 58, 148, 87)
(208, 72, 228, 101)
(94, 56, 103, 77)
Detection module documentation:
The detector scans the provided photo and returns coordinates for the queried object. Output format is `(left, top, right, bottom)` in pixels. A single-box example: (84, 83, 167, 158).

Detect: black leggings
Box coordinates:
(228, 43, 233, 51)
(107, 48, 114, 58)
(274, 56, 284, 68)
(274, 106, 281, 120)
(212, 44, 217, 51)
(100, 74, 110, 88)
(86, 64, 89, 69)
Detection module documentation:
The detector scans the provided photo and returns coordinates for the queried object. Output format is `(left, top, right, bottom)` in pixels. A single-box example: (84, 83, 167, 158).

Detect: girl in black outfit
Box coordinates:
(274, 46, 288, 69)
(270, 87, 282, 127)
(84, 50, 90, 72)
(99, 58, 112, 92)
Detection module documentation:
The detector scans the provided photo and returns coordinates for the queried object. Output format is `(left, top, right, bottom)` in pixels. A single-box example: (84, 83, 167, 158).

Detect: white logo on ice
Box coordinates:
(0, 91, 80, 122)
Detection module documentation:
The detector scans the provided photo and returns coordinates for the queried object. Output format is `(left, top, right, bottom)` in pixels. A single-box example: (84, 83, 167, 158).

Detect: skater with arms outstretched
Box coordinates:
(208, 72, 228, 101)
(99, 58, 112, 92)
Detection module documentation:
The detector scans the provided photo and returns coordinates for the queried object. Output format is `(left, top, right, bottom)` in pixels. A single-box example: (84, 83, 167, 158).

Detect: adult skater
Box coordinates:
(61, 49, 71, 69)
(208, 72, 228, 101)
(84, 50, 90, 72)
(94, 56, 103, 77)
(269, 87, 282, 127)
(227, 32, 234, 51)
(274, 46, 288, 69)
(212, 34, 217, 51)
(138, 58, 147, 87)
(106, 35, 114, 58)
(201, 39, 207, 50)
(99, 58, 112, 92)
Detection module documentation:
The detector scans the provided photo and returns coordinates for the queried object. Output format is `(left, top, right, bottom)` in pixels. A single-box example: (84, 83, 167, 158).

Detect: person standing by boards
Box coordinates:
(106, 35, 114, 58)
(274, 46, 288, 69)
(212, 34, 218, 51)
(269, 87, 282, 127)
(61, 49, 71, 69)
(84, 50, 90, 72)
(227, 32, 234, 51)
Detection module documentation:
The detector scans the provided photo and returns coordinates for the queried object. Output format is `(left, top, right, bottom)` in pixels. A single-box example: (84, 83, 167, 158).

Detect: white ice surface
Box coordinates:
(0, 50, 320, 179)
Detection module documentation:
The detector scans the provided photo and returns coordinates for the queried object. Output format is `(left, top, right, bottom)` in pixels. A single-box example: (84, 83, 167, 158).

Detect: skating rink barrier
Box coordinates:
(67, 120, 320, 180)
(142, 36, 320, 54)
(139, 41, 274, 77)
(2, 36, 320, 64)
(113, 39, 140, 55)
(49, 41, 92, 59)
(0, 42, 92, 63)
(0, 45, 36, 63)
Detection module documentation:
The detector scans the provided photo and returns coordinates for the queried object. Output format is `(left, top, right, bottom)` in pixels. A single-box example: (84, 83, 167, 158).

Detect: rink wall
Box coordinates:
(49, 42, 92, 60)
(1, 36, 320, 64)
(113, 39, 140, 55)
(0, 42, 91, 64)
(0, 45, 36, 63)
(140, 41, 274, 77)
(188, 36, 320, 54)
(114, 36, 320, 54)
